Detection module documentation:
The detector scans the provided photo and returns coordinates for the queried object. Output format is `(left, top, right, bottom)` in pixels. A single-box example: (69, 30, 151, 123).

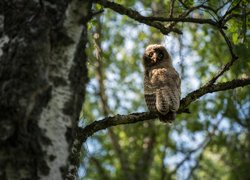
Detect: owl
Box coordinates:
(142, 44, 181, 123)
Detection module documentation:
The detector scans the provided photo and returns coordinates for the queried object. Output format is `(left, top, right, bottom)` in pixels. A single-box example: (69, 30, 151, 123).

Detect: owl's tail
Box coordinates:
(158, 111, 176, 123)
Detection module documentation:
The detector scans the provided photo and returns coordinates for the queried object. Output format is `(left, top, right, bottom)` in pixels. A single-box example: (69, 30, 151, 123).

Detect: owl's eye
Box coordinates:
(157, 52, 164, 59)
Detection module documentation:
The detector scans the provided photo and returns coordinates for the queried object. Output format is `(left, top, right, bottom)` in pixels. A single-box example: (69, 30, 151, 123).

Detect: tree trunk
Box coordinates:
(0, 0, 90, 179)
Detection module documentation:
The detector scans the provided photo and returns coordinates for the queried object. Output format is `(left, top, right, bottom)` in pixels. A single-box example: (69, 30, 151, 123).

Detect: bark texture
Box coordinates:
(0, 0, 89, 179)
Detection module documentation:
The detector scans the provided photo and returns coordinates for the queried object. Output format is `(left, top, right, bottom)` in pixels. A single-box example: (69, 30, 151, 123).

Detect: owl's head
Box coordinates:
(142, 44, 172, 68)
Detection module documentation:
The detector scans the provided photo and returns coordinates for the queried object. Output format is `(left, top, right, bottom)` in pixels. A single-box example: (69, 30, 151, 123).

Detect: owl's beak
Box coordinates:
(151, 53, 157, 63)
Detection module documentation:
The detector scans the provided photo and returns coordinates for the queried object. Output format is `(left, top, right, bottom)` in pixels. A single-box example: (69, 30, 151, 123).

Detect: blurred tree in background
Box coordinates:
(79, 0, 250, 180)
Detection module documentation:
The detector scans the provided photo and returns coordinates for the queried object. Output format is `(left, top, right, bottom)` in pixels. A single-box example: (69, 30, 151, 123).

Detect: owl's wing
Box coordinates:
(172, 70, 181, 108)
(144, 93, 157, 112)
(144, 72, 157, 112)
(151, 68, 181, 114)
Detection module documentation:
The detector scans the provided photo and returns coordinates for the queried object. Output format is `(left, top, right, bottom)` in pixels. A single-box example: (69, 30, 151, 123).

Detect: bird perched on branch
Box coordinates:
(142, 44, 181, 123)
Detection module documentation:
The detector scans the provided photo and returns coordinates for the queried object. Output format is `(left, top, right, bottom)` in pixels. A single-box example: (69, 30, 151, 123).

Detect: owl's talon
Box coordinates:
(158, 112, 175, 123)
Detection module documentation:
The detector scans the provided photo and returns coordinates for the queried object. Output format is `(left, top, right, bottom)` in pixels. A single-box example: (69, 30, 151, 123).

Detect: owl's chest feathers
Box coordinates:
(144, 67, 177, 94)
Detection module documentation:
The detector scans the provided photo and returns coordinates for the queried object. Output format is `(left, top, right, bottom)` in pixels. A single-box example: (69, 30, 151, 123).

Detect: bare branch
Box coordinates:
(198, 5, 218, 15)
(90, 9, 105, 18)
(78, 112, 156, 143)
(216, 1, 231, 13)
(93, 0, 182, 34)
(169, 116, 223, 178)
(186, 153, 203, 179)
(180, 78, 250, 109)
(178, 0, 217, 16)
(165, 1, 220, 36)
(145, 16, 223, 28)
(204, 30, 238, 86)
(168, 138, 210, 178)
(220, 0, 242, 23)
(92, 0, 228, 34)
(178, 0, 188, 9)
(179, 1, 218, 19)
(78, 78, 250, 143)
(224, 11, 250, 23)
(169, 0, 175, 18)
(219, 29, 237, 59)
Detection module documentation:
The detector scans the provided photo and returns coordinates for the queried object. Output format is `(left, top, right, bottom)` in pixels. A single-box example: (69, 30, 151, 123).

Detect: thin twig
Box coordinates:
(220, 0, 242, 23)
(216, 0, 231, 13)
(168, 138, 210, 178)
(93, 0, 228, 34)
(178, 0, 188, 9)
(169, 0, 175, 18)
(178, 1, 216, 19)
(204, 29, 238, 86)
(91, 9, 105, 18)
(146, 17, 225, 28)
(169, 116, 223, 178)
(224, 11, 250, 23)
(93, 0, 182, 34)
(165, 1, 219, 35)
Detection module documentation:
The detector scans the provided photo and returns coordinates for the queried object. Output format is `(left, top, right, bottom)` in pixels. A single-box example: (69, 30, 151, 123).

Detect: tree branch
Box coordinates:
(169, 116, 222, 178)
(92, 0, 237, 81)
(178, 0, 188, 9)
(178, 1, 218, 20)
(205, 56, 238, 87)
(169, 0, 175, 18)
(180, 78, 250, 109)
(204, 28, 238, 87)
(92, 0, 227, 35)
(220, 0, 242, 23)
(78, 77, 250, 143)
(92, 0, 182, 34)
(168, 138, 210, 178)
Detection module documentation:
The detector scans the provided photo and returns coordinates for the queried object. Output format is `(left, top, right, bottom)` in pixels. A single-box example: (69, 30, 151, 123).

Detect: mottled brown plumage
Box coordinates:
(142, 44, 181, 123)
